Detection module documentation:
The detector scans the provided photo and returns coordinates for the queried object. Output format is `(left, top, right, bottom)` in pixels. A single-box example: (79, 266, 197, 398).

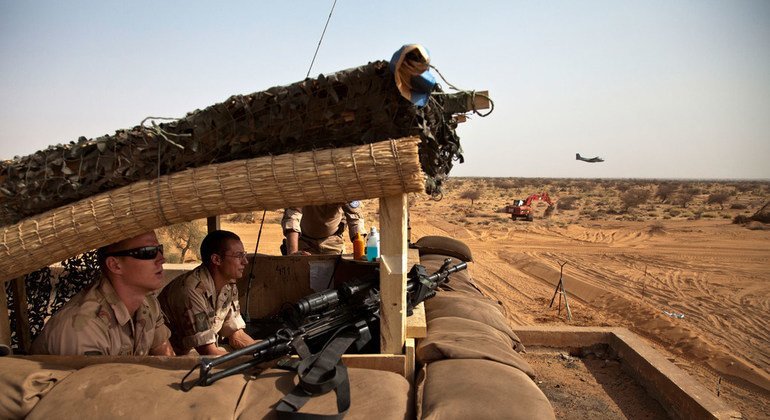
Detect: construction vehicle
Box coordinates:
(504, 192, 555, 221)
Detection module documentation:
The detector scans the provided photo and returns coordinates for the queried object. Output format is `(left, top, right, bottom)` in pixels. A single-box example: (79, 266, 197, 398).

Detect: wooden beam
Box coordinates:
(0, 283, 12, 349)
(470, 90, 491, 110)
(441, 90, 491, 114)
(207, 216, 220, 233)
(379, 194, 408, 354)
(404, 338, 416, 388)
(11, 277, 32, 353)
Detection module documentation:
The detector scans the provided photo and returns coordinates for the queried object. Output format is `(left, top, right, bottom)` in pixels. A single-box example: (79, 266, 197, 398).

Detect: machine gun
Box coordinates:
(180, 259, 467, 391)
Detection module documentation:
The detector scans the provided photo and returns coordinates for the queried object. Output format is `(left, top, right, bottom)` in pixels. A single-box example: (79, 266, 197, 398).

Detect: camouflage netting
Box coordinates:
(4, 252, 99, 352)
(0, 60, 470, 226)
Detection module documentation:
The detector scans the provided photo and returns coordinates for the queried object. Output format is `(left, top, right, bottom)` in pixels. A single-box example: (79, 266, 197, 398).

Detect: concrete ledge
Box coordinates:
(513, 326, 741, 420)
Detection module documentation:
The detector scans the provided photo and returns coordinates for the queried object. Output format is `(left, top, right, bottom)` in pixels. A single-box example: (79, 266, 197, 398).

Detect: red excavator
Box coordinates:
(504, 192, 555, 221)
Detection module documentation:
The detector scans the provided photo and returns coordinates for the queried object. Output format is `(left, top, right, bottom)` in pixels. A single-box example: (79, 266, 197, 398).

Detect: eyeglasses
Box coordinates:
(224, 251, 248, 260)
(103, 245, 164, 260)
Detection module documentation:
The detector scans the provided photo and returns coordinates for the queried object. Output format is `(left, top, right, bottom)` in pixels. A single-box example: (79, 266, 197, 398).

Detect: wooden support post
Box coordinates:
(11, 277, 32, 352)
(379, 194, 408, 354)
(405, 338, 416, 387)
(0, 282, 12, 348)
(207, 216, 220, 233)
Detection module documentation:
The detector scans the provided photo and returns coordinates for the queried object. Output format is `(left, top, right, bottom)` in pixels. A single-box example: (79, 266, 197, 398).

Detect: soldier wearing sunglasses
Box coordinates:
(31, 231, 175, 356)
(158, 230, 256, 355)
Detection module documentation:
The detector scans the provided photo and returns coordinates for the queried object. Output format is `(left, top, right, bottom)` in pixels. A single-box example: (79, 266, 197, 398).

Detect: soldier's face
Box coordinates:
(111, 232, 166, 291)
(219, 239, 247, 280)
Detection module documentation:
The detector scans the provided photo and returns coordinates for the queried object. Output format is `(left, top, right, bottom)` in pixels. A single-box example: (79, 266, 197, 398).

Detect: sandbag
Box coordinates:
(413, 236, 473, 262)
(420, 254, 484, 297)
(235, 368, 411, 419)
(417, 317, 533, 378)
(0, 358, 73, 419)
(26, 363, 247, 419)
(417, 359, 554, 420)
(424, 293, 523, 349)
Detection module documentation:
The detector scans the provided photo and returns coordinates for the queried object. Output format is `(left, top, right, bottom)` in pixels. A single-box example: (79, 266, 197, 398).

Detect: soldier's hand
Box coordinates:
(290, 250, 311, 256)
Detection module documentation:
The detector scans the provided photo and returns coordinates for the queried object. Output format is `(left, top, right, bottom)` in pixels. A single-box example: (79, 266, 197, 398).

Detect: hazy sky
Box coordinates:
(1, 1, 768, 179)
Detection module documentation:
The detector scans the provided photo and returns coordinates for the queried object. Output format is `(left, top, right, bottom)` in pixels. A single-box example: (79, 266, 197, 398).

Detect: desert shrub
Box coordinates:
(158, 222, 205, 263)
(492, 179, 516, 189)
(747, 222, 770, 231)
(649, 222, 665, 234)
(702, 212, 717, 218)
(730, 203, 748, 210)
(733, 182, 758, 193)
(163, 250, 183, 264)
(655, 183, 679, 203)
(733, 215, 751, 224)
(615, 181, 631, 193)
(574, 180, 593, 192)
(228, 212, 256, 223)
(557, 196, 579, 211)
(673, 187, 699, 208)
(667, 208, 682, 217)
(620, 187, 652, 212)
(706, 191, 731, 210)
(554, 180, 570, 191)
(460, 190, 481, 207)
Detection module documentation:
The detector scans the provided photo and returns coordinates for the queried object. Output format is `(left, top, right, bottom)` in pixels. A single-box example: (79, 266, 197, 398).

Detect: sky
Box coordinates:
(1, 1, 768, 180)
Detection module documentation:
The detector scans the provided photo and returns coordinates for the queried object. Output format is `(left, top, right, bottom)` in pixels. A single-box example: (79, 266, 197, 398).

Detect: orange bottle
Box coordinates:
(353, 232, 366, 260)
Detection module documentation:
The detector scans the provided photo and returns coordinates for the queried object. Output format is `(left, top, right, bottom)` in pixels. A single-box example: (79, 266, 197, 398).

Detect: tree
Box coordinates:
(706, 191, 730, 210)
(673, 187, 699, 208)
(655, 183, 679, 203)
(460, 190, 481, 207)
(620, 188, 651, 212)
(159, 222, 205, 263)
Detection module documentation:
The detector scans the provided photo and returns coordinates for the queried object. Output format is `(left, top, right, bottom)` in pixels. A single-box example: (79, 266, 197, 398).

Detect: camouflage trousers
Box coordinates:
(281, 234, 346, 255)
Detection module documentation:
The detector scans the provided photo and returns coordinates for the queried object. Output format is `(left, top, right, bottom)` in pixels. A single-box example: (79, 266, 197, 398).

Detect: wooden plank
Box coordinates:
(379, 194, 408, 354)
(11, 277, 32, 353)
(406, 302, 426, 339)
(470, 90, 491, 110)
(342, 354, 406, 376)
(206, 216, 221, 233)
(0, 284, 11, 349)
(404, 338, 415, 387)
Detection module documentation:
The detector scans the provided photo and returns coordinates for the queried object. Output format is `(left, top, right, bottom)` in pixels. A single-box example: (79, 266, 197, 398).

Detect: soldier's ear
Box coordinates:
(105, 256, 122, 275)
(211, 254, 222, 266)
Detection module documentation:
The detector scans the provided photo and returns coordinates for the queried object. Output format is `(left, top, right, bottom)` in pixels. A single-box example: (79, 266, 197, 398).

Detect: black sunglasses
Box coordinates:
(103, 245, 164, 260)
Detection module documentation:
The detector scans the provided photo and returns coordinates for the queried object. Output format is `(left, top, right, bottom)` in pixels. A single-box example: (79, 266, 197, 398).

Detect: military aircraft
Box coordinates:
(576, 153, 604, 163)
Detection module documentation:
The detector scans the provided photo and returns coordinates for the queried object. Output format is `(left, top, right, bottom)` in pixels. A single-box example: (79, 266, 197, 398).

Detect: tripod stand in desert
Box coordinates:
(549, 261, 572, 321)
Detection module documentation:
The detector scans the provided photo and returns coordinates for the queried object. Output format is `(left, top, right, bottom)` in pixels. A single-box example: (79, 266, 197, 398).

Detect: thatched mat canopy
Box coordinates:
(0, 138, 424, 283)
(0, 60, 477, 225)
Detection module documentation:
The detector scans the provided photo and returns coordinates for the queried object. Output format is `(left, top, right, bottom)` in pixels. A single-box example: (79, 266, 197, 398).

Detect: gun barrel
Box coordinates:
(427, 261, 468, 283)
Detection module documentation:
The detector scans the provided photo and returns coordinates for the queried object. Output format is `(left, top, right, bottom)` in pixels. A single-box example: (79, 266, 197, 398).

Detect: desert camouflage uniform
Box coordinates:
(281, 203, 365, 255)
(158, 264, 245, 355)
(30, 275, 171, 356)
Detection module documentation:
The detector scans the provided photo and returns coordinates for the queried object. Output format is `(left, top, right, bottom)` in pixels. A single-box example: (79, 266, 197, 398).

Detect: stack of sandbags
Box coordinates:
(413, 238, 555, 419)
(0, 357, 411, 419)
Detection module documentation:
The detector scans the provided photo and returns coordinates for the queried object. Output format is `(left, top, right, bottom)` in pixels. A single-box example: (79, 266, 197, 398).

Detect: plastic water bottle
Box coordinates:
(365, 227, 380, 262)
(353, 232, 366, 260)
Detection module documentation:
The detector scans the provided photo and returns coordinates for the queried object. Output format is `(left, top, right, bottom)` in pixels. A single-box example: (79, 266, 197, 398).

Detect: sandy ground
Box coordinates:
(201, 179, 769, 418)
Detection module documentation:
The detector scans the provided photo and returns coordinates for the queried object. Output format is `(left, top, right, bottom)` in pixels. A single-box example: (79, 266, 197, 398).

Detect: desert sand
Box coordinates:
(183, 178, 769, 418)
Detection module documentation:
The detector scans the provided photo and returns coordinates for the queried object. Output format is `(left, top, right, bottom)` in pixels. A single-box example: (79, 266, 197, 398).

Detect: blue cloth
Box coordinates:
(389, 44, 436, 107)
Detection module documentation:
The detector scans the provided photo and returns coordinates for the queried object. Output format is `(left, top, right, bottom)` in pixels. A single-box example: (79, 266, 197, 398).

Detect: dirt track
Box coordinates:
(407, 206, 770, 418)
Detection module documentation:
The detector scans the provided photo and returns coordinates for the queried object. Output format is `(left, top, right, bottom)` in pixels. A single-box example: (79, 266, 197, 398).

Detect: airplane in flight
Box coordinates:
(576, 153, 604, 163)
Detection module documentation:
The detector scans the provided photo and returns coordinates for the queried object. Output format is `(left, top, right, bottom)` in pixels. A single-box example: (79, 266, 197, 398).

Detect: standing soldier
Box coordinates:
(31, 231, 175, 356)
(281, 202, 365, 255)
(158, 230, 256, 355)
